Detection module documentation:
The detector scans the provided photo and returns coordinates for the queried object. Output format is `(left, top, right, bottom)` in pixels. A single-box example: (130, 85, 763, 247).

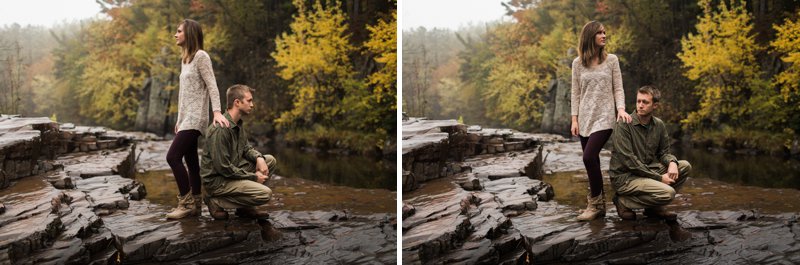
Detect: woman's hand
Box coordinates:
(616, 108, 632, 123)
(571, 120, 579, 137)
(212, 111, 230, 127)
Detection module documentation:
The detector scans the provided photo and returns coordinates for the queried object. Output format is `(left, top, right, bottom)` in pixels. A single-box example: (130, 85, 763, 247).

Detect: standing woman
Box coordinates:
(166, 19, 230, 219)
(571, 21, 631, 221)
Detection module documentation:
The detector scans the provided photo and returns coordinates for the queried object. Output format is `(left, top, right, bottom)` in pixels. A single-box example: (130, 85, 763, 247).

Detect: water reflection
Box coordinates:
(258, 146, 396, 190)
(673, 145, 800, 189)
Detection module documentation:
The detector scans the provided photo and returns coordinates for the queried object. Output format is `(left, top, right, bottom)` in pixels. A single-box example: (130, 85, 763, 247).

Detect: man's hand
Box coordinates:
(667, 161, 679, 181)
(256, 157, 269, 176)
(661, 173, 675, 185)
(255, 171, 269, 184)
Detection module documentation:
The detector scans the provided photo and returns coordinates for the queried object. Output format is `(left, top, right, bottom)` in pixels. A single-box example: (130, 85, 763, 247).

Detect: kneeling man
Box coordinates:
(201, 84, 277, 220)
(610, 86, 691, 220)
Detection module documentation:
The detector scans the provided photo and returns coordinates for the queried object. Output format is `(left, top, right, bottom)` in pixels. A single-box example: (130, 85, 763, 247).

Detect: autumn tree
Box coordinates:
(272, 0, 355, 129)
(772, 10, 800, 107)
(678, 1, 762, 126)
(356, 10, 396, 137)
(676, 0, 795, 152)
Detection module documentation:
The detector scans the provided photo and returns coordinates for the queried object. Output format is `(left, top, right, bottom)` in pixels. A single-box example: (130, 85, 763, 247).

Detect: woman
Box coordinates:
(570, 21, 631, 221)
(166, 19, 229, 219)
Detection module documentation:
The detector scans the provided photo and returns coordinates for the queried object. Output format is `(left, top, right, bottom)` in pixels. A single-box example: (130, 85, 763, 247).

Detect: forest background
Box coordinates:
(403, 0, 800, 156)
(0, 0, 397, 156)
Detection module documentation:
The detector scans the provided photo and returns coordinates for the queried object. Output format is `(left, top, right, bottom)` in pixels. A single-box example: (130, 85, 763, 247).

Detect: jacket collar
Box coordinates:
(223, 112, 243, 129)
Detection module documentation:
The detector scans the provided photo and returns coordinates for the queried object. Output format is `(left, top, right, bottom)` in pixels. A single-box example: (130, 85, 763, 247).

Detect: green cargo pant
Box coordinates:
(615, 160, 691, 209)
(206, 154, 277, 209)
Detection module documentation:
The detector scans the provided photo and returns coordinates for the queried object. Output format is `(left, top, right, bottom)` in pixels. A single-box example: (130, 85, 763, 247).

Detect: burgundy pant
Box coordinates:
(166, 130, 202, 196)
(580, 129, 613, 197)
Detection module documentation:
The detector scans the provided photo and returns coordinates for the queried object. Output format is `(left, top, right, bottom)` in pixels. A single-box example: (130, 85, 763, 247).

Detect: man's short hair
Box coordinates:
(226, 84, 255, 109)
(638, 85, 661, 103)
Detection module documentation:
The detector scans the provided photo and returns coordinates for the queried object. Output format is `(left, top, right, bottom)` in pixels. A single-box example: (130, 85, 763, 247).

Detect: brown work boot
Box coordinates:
(235, 207, 269, 219)
(644, 206, 677, 221)
(576, 192, 606, 221)
(613, 195, 636, 220)
(258, 219, 282, 242)
(166, 193, 198, 219)
(204, 196, 229, 220)
(193, 194, 203, 213)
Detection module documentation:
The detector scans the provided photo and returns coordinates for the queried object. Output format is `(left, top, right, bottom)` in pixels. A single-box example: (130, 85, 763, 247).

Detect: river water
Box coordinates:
(672, 144, 800, 189)
(544, 142, 800, 214)
(136, 145, 396, 215)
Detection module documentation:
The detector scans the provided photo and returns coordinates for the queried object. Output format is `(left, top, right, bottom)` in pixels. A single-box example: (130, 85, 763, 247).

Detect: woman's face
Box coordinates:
(174, 23, 185, 46)
(594, 26, 606, 47)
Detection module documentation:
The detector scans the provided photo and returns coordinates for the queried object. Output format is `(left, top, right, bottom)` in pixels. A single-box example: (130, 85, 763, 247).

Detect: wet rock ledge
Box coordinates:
(401, 118, 800, 264)
(0, 116, 396, 264)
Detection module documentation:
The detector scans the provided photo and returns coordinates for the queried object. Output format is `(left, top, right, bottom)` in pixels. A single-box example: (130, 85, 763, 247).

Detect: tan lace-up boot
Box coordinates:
(166, 193, 197, 219)
(576, 192, 606, 221)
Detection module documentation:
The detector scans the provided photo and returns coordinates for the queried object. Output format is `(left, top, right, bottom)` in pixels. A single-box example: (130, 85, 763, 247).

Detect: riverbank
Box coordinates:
(401, 117, 800, 264)
(0, 116, 396, 264)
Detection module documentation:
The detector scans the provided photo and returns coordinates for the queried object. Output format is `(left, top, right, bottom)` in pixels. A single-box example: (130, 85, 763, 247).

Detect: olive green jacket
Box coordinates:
(608, 112, 678, 188)
(200, 112, 262, 191)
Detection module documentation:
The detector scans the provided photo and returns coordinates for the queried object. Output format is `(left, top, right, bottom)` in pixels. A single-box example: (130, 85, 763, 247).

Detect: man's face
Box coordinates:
(236, 92, 254, 115)
(636, 92, 656, 117)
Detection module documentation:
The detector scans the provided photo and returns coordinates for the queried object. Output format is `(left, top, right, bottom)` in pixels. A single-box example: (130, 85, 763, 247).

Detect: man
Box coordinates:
(201, 84, 277, 220)
(609, 86, 692, 221)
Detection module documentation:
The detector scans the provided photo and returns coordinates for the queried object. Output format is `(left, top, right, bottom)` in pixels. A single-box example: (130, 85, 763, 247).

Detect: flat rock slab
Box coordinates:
(402, 133, 450, 155)
(463, 150, 543, 180)
(55, 146, 135, 179)
(0, 117, 54, 134)
(402, 118, 460, 137)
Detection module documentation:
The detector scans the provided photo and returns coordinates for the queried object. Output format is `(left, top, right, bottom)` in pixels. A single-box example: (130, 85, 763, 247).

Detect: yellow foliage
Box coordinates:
(677, 0, 763, 128)
(272, 0, 354, 127)
(483, 59, 548, 130)
(364, 11, 397, 108)
(79, 59, 142, 128)
(771, 10, 800, 104)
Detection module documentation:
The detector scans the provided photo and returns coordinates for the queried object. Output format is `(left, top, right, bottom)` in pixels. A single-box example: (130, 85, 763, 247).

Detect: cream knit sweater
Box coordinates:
(177, 50, 222, 134)
(570, 54, 625, 137)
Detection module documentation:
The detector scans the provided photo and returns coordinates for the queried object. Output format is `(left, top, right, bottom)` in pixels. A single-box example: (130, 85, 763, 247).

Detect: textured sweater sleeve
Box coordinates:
(571, 58, 581, 116)
(195, 51, 222, 112)
(611, 55, 625, 110)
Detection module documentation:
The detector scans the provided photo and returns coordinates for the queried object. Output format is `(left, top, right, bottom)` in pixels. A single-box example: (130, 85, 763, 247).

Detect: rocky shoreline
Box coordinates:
(0, 116, 396, 264)
(401, 118, 800, 264)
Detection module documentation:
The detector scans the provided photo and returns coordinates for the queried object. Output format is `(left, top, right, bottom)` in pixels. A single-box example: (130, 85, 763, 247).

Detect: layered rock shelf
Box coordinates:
(402, 118, 800, 264)
(0, 116, 396, 264)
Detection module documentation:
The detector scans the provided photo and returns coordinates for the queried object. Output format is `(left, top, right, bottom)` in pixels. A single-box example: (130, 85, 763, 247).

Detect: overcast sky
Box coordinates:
(0, 0, 104, 27)
(402, 0, 509, 31)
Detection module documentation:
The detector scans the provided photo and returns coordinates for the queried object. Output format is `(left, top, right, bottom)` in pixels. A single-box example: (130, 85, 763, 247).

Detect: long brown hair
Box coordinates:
(180, 19, 204, 64)
(578, 21, 607, 67)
